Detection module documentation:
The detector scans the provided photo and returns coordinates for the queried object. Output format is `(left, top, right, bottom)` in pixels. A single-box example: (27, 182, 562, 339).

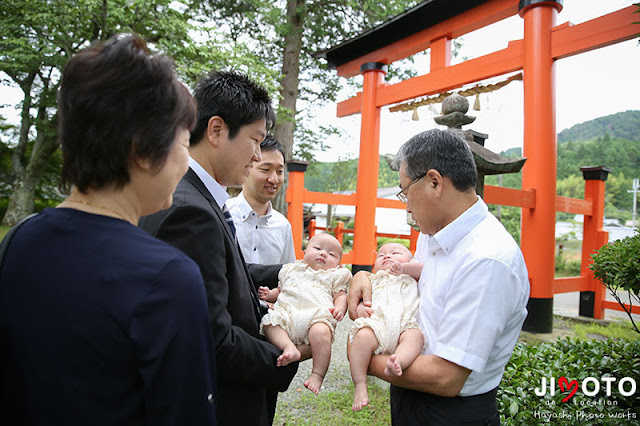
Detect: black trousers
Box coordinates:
(390, 385, 500, 426)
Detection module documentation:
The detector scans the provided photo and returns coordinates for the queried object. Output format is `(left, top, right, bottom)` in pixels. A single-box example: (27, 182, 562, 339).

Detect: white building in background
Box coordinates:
(307, 187, 412, 237)
(555, 215, 637, 243)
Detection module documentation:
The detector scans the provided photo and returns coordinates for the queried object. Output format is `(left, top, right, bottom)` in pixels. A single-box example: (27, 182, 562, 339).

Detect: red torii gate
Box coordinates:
(286, 0, 639, 332)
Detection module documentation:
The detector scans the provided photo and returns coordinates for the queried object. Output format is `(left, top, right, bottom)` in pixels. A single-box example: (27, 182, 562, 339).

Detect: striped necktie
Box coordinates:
(222, 204, 237, 239)
(223, 203, 263, 317)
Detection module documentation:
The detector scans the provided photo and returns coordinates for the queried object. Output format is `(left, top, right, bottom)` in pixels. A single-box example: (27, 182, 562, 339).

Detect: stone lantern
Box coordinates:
(434, 93, 526, 197)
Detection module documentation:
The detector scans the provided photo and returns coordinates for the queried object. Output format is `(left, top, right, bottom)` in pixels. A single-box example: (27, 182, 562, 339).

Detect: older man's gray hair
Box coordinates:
(393, 129, 477, 192)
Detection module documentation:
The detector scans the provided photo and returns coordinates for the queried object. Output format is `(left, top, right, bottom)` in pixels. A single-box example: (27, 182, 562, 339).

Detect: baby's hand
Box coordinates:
(329, 307, 345, 321)
(389, 261, 404, 276)
(356, 304, 373, 318)
(258, 286, 270, 301)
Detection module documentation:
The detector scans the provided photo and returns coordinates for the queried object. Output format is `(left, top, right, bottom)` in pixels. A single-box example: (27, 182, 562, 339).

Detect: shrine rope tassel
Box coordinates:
(390, 72, 523, 117)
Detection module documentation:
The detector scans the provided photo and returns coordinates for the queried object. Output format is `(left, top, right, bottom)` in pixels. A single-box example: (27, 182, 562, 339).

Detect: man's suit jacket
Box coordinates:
(139, 168, 297, 425)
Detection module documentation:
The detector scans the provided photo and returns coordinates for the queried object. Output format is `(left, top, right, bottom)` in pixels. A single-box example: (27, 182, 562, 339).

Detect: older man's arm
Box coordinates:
(347, 270, 373, 320)
(368, 354, 471, 398)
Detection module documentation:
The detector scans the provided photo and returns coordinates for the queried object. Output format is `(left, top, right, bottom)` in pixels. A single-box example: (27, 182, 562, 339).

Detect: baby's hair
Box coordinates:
(378, 242, 413, 259)
(308, 233, 343, 260)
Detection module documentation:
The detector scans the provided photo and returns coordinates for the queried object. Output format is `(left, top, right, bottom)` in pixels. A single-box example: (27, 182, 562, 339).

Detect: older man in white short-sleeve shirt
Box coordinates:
(348, 129, 529, 425)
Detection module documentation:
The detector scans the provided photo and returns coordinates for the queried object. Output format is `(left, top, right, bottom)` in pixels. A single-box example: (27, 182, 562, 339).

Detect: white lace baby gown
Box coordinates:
(260, 260, 351, 344)
(348, 270, 421, 354)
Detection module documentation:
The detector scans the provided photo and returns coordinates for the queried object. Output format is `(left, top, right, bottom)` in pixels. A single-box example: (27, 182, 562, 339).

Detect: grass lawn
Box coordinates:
(274, 382, 392, 425)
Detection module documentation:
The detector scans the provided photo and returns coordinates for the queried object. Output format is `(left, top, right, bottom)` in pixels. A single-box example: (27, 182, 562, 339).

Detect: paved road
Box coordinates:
(554, 291, 639, 322)
(275, 316, 358, 416)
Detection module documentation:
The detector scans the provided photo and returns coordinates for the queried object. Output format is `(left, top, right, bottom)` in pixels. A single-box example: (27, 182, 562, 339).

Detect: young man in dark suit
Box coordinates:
(139, 70, 299, 425)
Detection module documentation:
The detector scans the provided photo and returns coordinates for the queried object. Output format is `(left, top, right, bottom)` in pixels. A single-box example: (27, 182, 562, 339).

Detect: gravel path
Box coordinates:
(275, 316, 389, 411)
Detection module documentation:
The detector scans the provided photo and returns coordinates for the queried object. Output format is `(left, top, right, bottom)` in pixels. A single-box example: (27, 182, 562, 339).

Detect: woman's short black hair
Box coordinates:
(58, 33, 196, 193)
(190, 70, 275, 145)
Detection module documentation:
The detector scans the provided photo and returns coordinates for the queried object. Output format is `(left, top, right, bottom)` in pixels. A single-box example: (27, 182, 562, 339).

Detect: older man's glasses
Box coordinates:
(396, 174, 426, 203)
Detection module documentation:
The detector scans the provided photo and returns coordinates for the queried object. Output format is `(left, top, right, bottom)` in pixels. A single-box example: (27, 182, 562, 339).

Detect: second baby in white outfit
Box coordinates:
(348, 243, 425, 411)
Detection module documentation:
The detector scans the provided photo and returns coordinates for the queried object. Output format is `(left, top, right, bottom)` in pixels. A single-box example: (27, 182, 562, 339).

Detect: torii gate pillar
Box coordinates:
(352, 62, 387, 274)
(520, 0, 563, 333)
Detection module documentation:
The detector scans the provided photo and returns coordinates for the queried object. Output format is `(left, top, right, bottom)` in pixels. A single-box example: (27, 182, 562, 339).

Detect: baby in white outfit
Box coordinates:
(348, 243, 424, 411)
(259, 233, 351, 394)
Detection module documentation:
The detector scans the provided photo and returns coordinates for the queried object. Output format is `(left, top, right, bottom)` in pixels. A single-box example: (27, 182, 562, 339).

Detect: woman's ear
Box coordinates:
(131, 155, 154, 175)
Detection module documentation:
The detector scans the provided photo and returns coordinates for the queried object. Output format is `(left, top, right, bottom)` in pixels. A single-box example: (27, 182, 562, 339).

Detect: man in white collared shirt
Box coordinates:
(347, 129, 529, 425)
(227, 136, 295, 265)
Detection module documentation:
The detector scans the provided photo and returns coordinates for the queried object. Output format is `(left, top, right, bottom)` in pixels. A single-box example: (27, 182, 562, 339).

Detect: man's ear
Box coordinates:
(426, 169, 444, 196)
(206, 116, 225, 147)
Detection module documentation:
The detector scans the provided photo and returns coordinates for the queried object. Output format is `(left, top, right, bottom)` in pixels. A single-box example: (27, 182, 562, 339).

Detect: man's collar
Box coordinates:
(429, 196, 486, 255)
(237, 191, 272, 220)
(189, 157, 228, 208)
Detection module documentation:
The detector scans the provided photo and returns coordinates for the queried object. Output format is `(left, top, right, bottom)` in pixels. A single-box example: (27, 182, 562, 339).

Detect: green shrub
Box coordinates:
(499, 338, 640, 425)
(555, 252, 582, 277)
(590, 232, 640, 334)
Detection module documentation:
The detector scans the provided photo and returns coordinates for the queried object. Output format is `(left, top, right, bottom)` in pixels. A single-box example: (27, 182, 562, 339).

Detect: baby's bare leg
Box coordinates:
(263, 324, 301, 367)
(303, 322, 332, 395)
(349, 327, 379, 411)
(385, 328, 424, 376)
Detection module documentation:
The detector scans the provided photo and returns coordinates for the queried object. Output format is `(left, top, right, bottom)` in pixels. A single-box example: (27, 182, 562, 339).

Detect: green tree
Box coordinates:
(556, 174, 584, 199)
(0, 0, 273, 225)
(203, 0, 423, 213)
(378, 155, 400, 189)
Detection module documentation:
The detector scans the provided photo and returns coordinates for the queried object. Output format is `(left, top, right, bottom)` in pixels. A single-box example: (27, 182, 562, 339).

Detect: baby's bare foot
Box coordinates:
(276, 344, 301, 367)
(384, 354, 403, 376)
(303, 372, 324, 395)
(352, 383, 370, 411)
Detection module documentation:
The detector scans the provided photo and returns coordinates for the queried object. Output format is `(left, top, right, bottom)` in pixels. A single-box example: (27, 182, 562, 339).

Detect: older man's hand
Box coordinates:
(347, 271, 373, 320)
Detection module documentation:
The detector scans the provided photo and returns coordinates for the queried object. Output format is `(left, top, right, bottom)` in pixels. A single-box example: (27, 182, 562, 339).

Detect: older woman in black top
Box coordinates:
(0, 34, 217, 425)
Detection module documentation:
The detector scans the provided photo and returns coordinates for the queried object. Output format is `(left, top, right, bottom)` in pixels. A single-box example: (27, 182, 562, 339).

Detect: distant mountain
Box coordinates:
(557, 110, 640, 144)
(497, 110, 640, 157)
(500, 147, 523, 157)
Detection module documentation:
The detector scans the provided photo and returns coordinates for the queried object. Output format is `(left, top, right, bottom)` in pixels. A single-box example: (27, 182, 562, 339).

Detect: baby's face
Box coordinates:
(374, 243, 412, 271)
(303, 234, 342, 270)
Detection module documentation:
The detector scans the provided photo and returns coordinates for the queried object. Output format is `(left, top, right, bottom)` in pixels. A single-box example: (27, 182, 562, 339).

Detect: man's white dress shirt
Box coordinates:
(227, 191, 295, 265)
(415, 197, 529, 396)
(188, 157, 228, 208)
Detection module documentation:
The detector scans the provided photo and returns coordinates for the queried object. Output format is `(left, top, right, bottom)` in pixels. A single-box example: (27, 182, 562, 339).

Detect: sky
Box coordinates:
(309, 0, 640, 162)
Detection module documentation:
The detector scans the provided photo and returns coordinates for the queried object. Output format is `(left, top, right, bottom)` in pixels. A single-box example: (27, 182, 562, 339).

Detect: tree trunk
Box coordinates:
(2, 113, 58, 226)
(11, 73, 36, 178)
(273, 0, 305, 215)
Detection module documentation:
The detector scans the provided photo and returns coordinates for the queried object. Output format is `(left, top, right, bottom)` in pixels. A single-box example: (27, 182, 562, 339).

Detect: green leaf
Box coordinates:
(509, 400, 519, 416)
